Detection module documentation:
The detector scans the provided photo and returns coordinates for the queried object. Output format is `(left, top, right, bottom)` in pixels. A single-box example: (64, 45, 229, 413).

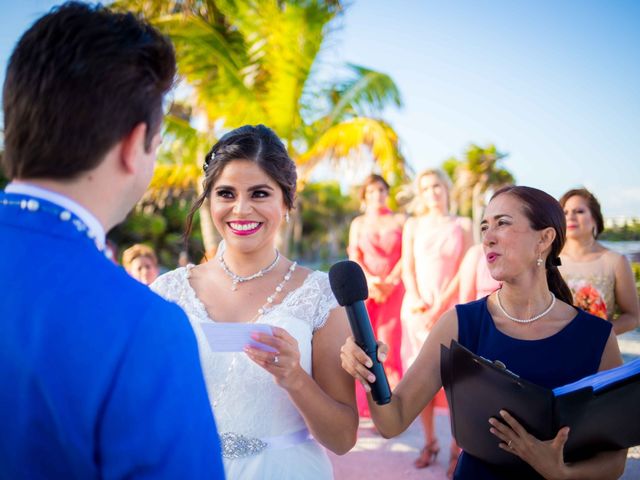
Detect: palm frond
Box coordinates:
(324, 64, 403, 126)
(227, 1, 338, 142)
(152, 13, 267, 125)
(297, 117, 407, 185)
(146, 163, 202, 202)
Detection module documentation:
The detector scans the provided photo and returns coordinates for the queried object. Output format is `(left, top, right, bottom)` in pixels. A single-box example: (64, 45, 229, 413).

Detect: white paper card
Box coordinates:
(199, 322, 277, 353)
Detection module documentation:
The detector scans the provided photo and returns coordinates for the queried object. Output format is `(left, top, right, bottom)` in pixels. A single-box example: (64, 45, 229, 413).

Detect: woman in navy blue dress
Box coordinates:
(340, 186, 627, 479)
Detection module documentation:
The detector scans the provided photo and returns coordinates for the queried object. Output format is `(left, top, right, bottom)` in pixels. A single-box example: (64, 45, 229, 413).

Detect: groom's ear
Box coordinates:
(119, 123, 148, 174)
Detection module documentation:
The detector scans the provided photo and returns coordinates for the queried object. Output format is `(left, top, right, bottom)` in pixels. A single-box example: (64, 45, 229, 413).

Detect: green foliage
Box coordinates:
(297, 180, 358, 263)
(441, 156, 459, 181)
(109, 196, 203, 269)
(599, 220, 640, 241)
(632, 262, 640, 293)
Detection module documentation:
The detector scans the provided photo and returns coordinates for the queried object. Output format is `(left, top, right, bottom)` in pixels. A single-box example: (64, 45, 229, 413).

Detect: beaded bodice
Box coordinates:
(151, 267, 338, 438)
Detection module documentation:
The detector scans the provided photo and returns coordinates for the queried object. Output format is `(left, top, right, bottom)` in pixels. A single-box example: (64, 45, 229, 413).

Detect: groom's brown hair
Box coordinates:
(2, 1, 175, 180)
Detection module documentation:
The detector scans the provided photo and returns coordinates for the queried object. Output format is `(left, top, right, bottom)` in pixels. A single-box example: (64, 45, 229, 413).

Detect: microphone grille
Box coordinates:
(328, 260, 368, 306)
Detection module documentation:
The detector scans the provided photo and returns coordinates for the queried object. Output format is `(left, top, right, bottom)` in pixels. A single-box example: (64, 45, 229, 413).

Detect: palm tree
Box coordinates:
(114, 0, 407, 252)
(443, 144, 515, 242)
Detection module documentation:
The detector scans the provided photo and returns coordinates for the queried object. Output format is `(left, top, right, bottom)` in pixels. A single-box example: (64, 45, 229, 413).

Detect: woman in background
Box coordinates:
(401, 168, 472, 474)
(559, 188, 639, 334)
(348, 174, 405, 417)
(122, 243, 160, 285)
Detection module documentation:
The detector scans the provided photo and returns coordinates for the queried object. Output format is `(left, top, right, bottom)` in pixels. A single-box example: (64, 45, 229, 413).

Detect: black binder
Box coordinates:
(441, 340, 640, 467)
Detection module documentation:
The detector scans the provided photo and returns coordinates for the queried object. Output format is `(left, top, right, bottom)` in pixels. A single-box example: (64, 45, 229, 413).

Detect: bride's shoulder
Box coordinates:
(284, 267, 337, 331)
(298, 266, 329, 287)
(150, 266, 191, 298)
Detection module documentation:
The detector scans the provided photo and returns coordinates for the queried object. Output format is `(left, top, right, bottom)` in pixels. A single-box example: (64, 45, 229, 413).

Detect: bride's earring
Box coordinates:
(536, 254, 543, 267)
(285, 211, 290, 223)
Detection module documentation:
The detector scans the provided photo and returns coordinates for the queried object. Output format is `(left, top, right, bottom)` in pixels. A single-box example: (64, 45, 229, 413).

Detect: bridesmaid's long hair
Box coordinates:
(410, 168, 452, 216)
(491, 185, 573, 305)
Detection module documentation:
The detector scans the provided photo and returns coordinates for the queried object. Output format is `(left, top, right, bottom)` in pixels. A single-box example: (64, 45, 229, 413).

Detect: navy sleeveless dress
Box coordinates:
(453, 297, 612, 479)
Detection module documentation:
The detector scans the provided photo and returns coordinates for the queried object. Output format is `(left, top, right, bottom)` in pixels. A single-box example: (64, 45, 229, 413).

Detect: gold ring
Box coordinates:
(508, 440, 512, 448)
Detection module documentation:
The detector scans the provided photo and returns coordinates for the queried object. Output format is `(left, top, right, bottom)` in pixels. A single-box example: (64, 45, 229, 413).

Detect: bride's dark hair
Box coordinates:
(185, 124, 297, 244)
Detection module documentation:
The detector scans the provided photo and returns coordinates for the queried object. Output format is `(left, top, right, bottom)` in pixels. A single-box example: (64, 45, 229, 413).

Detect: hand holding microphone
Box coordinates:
(329, 260, 392, 405)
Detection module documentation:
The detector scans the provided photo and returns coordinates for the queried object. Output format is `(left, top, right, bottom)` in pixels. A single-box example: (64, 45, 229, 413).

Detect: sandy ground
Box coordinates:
(329, 329, 640, 480)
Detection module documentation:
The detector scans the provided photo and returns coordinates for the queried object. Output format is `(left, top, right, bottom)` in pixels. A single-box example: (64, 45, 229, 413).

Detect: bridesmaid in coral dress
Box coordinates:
(348, 174, 406, 418)
(401, 169, 472, 477)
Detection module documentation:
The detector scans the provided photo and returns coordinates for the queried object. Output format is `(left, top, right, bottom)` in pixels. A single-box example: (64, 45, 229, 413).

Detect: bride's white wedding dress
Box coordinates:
(151, 265, 338, 479)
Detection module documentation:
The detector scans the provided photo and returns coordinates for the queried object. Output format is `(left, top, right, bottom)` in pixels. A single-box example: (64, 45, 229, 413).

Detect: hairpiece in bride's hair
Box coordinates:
(203, 151, 214, 171)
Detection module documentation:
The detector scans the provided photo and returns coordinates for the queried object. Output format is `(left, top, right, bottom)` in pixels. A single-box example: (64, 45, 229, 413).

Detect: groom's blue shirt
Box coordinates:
(0, 190, 224, 479)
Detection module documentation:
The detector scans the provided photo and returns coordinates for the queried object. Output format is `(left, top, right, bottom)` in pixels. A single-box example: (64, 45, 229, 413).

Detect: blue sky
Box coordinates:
(1, 1, 639, 217)
(323, 0, 640, 218)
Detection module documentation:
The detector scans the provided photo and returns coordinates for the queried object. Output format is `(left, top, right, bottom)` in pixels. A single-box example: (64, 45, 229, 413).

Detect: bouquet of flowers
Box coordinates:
(573, 284, 608, 319)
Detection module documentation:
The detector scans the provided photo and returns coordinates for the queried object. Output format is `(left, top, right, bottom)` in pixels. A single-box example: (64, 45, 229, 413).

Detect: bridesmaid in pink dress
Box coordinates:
(401, 169, 472, 477)
(348, 174, 406, 418)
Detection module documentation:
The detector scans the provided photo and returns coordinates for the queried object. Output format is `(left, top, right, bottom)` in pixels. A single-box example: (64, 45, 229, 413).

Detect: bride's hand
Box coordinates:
(339, 336, 388, 393)
(244, 327, 305, 390)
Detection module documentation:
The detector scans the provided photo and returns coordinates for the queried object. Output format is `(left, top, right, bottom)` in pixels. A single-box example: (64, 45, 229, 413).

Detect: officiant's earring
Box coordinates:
(285, 211, 290, 223)
(536, 254, 543, 267)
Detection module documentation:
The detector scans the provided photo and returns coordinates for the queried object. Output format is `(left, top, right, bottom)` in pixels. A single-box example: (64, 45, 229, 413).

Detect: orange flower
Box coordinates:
(573, 285, 607, 319)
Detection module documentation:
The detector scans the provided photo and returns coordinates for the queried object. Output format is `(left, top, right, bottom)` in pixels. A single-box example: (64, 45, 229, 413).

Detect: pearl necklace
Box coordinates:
(219, 250, 280, 291)
(209, 261, 297, 409)
(257, 261, 297, 316)
(496, 289, 556, 324)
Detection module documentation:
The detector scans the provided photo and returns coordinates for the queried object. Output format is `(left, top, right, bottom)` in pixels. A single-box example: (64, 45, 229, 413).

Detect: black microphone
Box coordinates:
(328, 260, 392, 405)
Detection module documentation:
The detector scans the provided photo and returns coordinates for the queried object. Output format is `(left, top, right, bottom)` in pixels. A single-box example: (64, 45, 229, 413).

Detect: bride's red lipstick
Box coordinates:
(228, 221, 263, 236)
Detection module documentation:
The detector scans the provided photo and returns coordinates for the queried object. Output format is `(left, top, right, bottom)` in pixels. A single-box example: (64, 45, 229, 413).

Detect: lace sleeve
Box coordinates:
(310, 271, 340, 332)
(150, 267, 188, 304)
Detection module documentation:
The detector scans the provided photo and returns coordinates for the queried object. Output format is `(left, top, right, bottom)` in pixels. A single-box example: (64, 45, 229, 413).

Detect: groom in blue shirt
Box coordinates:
(0, 3, 224, 478)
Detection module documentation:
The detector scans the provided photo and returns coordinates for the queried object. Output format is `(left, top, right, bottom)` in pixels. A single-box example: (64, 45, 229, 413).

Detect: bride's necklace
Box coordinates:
(496, 289, 556, 324)
(256, 261, 297, 317)
(219, 250, 280, 291)
(211, 260, 298, 409)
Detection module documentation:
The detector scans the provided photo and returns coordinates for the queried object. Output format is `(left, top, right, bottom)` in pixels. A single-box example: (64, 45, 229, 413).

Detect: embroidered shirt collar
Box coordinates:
(5, 182, 106, 249)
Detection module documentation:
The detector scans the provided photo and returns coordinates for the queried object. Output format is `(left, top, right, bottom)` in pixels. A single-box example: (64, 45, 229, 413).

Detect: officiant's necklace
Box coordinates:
(496, 289, 556, 324)
(219, 250, 281, 291)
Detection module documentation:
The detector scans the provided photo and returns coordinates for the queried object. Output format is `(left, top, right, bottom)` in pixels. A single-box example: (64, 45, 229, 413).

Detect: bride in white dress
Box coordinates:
(151, 125, 358, 479)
